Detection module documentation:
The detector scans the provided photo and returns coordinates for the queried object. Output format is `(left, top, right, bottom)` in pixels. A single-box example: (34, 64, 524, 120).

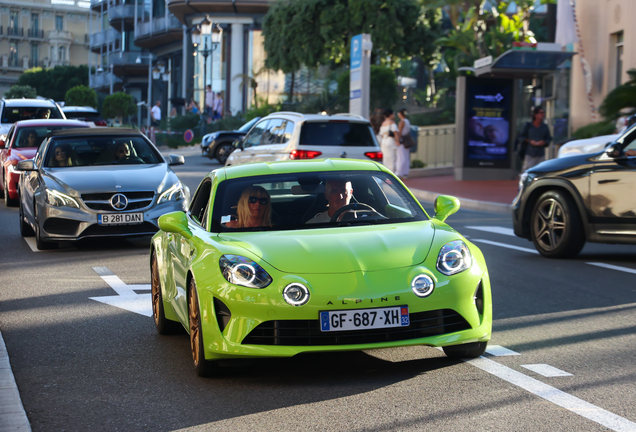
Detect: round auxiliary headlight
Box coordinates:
(283, 283, 310, 306)
(412, 274, 435, 298)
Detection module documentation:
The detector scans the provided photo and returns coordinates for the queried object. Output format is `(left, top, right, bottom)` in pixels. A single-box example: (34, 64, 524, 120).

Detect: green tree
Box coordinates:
(65, 85, 98, 108)
(102, 92, 136, 123)
(336, 65, 398, 110)
(17, 65, 89, 102)
(4, 85, 37, 99)
(599, 69, 636, 120)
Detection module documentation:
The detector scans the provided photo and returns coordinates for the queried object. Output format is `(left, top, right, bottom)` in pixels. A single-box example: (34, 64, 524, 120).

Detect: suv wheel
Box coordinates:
(214, 142, 234, 165)
(530, 190, 585, 258)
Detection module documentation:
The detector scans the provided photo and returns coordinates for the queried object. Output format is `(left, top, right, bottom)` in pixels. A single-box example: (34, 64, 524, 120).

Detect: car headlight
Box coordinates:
(7, 162, 17, 173)
(518, 172, 528, 189)
(45, 188, 79, 208)
(157, 181, 185, 204)
(436, 240, 472, 276)
(219, 255, 272, 289)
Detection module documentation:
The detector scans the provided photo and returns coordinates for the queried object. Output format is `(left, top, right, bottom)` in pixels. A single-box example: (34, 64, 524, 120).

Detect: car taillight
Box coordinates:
(290, 150, 322, 160)
(95, 120, 108, 127)
(364, 151, 383, 161)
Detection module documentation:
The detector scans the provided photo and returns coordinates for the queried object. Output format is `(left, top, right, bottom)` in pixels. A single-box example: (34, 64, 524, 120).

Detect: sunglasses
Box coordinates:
(248, 196, 269, 205)
(55, 150, 66, 155)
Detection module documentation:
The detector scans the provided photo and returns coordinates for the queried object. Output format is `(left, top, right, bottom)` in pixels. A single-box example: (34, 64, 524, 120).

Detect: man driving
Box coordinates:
(306, 179, 353, 224)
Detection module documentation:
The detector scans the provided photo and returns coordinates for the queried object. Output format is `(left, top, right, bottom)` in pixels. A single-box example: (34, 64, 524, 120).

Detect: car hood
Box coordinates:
(218, 221, 436, 274)
(8, 148, 37, 162)
(527, 152, 596, 174)
(44, 163, 178, 195)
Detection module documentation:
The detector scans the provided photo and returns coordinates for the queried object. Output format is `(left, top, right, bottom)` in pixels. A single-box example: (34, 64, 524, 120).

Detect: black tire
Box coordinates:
(3, 176, 17, 207)
(188, 278, 219, 377)
(443, 341, 488, 359)
(35, 220, 57, 250)
(214, 142, 234, 165)
(530, 190, 585, 258)
(19, 200, 34, 237)
(151, 252, 182, 335)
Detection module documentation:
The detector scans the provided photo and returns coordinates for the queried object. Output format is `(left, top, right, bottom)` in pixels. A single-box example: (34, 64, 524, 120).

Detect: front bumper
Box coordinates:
(192, 249, 492, 360)
(39, 199, 187, 241)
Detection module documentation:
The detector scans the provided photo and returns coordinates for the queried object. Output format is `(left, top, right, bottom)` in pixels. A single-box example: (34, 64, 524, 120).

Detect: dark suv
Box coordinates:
(513, 124, 636, 258)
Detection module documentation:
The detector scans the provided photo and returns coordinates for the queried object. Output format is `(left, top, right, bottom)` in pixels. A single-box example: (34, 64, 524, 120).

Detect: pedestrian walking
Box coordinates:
(212, 92, 223, 121)
(518, 106, 552, 171)
(379, 109, 400, 174)
(151, 101, 162, 128)
(205, 85, 214, 122)
(396, 108, 411, 179)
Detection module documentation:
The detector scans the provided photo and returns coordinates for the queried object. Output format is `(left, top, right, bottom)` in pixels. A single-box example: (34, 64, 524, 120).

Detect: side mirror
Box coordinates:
(605, 142, 622, 158)
(16, 159, 35, 171)
(233, 139, 243, 150)
(158, 211, 192, 239)
(168, 154, 185, 166)
(433, 195, 460, 222)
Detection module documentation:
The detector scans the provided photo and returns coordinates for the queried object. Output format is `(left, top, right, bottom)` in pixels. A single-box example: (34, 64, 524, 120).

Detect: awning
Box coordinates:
(475, 49, 576, 79)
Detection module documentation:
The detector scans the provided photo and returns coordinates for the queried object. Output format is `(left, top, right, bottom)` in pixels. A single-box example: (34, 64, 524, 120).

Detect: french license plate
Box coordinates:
(320, 306, 409, 332)
(98, 213, 143, 225)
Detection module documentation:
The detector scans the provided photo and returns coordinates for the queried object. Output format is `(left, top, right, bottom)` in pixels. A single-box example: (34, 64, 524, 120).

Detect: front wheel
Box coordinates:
(214, 142, 234, 165)
(443, 342, 488, 359)
(19, 200, 34, 237)
(151, 253, 182, 335)
(188, 279, 219, 377)
(530, 190, 585, 258)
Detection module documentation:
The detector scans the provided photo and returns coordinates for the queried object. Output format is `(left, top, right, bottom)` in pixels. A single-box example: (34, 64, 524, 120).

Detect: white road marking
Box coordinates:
(587, 262, 636, 275)
(468, 356, 636, 431)
(472, 239, 539, 254)
(89, 267, 152, 317)
(465, 226, 516, 237)
(521, 364, 573, 377)
(23, 237, 41, 253)
(0, 330, 31, 431)
(485, 345, 520, 356)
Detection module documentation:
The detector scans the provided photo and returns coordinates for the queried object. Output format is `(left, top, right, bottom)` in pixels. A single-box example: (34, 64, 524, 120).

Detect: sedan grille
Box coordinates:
(81, 192, 155, 211)
(241, 309, 471, 346)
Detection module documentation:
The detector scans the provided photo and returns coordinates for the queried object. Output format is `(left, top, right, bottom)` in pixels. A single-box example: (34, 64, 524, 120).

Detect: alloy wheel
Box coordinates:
(216, 144, 234, 165)
(189, 290, 200, 367)
(151, 259, 160, 326)
(533, 198, 566, 252)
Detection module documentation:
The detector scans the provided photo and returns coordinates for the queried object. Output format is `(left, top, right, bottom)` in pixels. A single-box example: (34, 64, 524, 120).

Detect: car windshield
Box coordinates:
(299, 122, 376, 147)
(2, 106, 64, 123)
(211, 171, 427, 232)
(14, 125, 86, 149)
(238, 117, 260, 133)
(44, 136, 163, 167)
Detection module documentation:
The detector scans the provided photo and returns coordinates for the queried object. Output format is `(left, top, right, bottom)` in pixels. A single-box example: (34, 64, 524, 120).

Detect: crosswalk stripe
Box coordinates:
(465, 226, 516, 237)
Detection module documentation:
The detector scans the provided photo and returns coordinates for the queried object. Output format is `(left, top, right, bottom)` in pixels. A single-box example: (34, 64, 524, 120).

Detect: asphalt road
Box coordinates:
(1, 149, 635, 431)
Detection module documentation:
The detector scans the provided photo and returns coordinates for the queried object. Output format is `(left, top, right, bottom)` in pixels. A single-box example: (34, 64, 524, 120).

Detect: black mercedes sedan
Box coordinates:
(200, 116, 260, 164)
(512, 125, 636, 258)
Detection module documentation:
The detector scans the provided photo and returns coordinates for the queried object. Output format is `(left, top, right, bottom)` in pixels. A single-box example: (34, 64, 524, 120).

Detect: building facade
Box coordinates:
(0, 0, 97, 96)
(570, 0, 635, 130)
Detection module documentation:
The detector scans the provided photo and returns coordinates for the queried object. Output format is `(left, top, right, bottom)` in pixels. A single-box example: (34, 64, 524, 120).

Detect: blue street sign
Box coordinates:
(351, 34, 362, 70)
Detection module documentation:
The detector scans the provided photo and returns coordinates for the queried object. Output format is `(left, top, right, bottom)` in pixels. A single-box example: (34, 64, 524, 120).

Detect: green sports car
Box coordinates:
(151, 159, 492, 376)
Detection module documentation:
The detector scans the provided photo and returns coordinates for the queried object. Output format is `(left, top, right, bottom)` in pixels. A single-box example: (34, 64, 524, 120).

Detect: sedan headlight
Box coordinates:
(157, 181, 185, 204)
(219, 255, 272, 289)
(436, 240, 472, 276)
(45, 188, 79, 208)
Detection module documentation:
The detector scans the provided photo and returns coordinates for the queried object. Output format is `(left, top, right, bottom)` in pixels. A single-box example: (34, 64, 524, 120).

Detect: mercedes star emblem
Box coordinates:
(110, 193, 128, 211)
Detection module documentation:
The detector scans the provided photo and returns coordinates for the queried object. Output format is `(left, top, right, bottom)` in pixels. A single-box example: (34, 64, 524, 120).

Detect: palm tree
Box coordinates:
(233, 66, 269, 109)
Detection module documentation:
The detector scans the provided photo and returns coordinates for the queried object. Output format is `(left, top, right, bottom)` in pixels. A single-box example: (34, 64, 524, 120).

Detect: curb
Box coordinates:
(409, 188, 512, 215)
(0, 331, 31, 432)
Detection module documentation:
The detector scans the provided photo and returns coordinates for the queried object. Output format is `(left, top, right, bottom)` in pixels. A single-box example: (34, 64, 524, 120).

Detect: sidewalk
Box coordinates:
(404, 175, 519, 214)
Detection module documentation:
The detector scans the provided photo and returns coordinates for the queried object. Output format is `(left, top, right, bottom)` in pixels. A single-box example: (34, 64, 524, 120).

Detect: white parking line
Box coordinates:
(521, 364, 573, 377)
(587, 262, 636, 275)
(471, 239, 539, 254)
(468, 356, 636, 431)
(0, 331, 31, 431)
(485, 345, 520, 356)
(23, 238, 40, 253)
(465, 226, 516, 237)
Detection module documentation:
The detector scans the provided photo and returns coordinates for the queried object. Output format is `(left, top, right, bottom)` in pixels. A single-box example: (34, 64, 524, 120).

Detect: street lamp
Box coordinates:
(136, 54, 154, 128)
(192, 18, 222, 120)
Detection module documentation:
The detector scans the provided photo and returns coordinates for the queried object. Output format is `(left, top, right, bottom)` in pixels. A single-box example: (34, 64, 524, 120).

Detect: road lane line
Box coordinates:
(465, 226, 516, 237)
(23, 238, 39, 253)
(471, 239, 539, 254)
(0, 330, 31, 431)
(587, 262, 636, 275)
(521, 364, 573, 377)
(485, 345, 520, 356)
(90, 267, 152, 317)
(468, 356, 636, 431)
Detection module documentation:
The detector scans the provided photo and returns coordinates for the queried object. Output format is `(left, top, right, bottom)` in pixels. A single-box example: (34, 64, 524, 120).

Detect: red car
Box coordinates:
(0, 119, 89, 206)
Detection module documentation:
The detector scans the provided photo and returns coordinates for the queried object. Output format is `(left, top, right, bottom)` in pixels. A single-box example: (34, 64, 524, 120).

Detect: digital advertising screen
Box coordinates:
(464, 77, 513, 168)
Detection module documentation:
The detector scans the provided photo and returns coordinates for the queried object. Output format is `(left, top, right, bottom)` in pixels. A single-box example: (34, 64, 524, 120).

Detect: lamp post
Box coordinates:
(136, 54, 155, 128)
(191, 18, 222, 122)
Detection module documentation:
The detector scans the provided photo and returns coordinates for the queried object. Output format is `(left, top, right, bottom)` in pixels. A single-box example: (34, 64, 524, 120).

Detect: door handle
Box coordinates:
(598, 179, 619, 184)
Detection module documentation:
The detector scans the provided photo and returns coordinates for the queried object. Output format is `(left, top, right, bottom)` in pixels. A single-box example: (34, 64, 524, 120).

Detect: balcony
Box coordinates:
(109, 4, 145, 29)
(89, 28, 121, 51)
(108, 51, 150, 77)
(48, 30, 73, 43)
(91, 0, 107, 13)
(27, 28, 44, 39)
(6, 27, 24, 38)
(168, 0, 271, 23)
(90, 72, 123, 90)
(134, 15, 182, 49)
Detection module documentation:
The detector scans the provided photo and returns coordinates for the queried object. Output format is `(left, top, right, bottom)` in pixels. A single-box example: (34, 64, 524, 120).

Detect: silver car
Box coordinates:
(17, 128, 187, 250)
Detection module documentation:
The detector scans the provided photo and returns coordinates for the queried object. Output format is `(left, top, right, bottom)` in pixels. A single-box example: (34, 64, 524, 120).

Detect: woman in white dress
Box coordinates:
(379, 109, 400, 174)
(396, 109, 411, 179)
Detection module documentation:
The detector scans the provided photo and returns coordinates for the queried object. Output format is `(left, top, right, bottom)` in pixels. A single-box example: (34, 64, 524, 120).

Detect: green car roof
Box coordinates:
(220, 159, 386, 180)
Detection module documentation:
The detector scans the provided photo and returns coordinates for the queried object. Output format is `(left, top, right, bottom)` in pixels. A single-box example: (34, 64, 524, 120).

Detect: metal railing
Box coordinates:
(27, 28, 44, 39)
(410, 124, 455, 168)
(135, 15, 181, 38)
(109, 51, 149, 66)
(90, 72, 122, 89)
(7, 27, 23, 37)
(90, 28, 121, 47)
(109, 4, 144, 21)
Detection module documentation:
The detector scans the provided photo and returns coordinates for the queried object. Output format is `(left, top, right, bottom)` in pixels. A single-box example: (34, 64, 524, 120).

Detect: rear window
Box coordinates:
(299, 122, 376, 147)
(64, 111, 100, 119)
(2, 106, 64, 123)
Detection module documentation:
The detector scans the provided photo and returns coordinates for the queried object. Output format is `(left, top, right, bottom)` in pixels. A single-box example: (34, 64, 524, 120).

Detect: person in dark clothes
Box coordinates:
(518, 106, 552, 171)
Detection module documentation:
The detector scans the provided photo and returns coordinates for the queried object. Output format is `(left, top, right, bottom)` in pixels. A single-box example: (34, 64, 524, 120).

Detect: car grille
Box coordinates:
(81, 192, 155, 211)
(79, 221, 158, 238)
(241, 309, 471, 346)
